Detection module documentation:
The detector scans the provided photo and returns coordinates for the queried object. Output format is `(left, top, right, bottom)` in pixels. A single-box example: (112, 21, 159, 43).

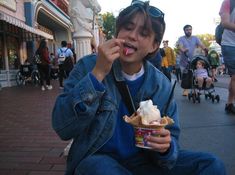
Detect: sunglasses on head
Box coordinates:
(131, 0, 164, 19)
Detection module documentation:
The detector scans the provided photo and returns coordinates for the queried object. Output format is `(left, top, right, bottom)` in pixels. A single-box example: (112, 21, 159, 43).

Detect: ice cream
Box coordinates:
(123, 99, 174, 128)
(123, 99, 174, 149)
(137, 100, 161, 125)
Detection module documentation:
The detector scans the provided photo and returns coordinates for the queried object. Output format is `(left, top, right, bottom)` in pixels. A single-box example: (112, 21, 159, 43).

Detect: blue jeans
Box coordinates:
(222, 45, 235, 76)
(75, 150, 226, 175)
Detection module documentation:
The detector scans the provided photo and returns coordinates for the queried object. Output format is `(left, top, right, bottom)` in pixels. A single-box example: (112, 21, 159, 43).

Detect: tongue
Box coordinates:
(123, 47, 135, 56)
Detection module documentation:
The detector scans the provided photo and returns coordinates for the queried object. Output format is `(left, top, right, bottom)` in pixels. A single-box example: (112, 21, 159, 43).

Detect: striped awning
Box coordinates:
(0, 11, 53, 40)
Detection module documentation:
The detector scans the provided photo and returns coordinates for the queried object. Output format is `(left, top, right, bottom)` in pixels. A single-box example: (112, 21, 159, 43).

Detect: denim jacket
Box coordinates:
(52, 54, 180, 175)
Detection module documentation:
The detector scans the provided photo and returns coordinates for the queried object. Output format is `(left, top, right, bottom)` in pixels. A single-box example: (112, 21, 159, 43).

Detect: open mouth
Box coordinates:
(123, 42, 137, 56)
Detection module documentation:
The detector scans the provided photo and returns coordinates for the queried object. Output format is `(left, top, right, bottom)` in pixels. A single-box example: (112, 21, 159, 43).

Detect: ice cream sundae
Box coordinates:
(123, 99, 174, 149)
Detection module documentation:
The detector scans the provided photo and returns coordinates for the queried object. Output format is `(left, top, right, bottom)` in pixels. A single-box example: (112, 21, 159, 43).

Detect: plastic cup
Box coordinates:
(134, 127, 162, 149)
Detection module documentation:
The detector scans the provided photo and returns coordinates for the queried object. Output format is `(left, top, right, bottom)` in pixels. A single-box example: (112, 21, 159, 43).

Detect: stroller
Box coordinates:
(183, 55, 220, 103)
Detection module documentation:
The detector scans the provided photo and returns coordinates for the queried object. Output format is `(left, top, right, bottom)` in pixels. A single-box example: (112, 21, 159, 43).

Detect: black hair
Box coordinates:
(183, 24, 192, 31)
(115, 2, 165, 55)
(36, 39, 47, 54)
(38, 39, 47, 50)
(61, 41, 67, 47)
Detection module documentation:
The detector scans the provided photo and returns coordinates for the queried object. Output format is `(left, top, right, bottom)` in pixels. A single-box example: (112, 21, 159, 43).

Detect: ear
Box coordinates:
(148, 42, 159, 54)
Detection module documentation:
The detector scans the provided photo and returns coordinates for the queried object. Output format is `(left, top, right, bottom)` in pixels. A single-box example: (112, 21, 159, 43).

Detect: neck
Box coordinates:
(121, 61, 143, 75)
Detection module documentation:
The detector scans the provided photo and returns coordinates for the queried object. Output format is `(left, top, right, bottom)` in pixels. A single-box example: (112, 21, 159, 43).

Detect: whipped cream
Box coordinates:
(137, 100, 161, 125)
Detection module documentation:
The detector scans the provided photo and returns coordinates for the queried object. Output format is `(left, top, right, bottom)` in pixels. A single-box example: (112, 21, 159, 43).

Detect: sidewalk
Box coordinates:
(0, 76, 234, 175)
(0, 80, 69, 175)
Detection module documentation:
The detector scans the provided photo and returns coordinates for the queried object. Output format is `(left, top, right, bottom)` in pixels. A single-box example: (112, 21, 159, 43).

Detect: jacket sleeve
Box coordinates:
(51, 58, 105, 141)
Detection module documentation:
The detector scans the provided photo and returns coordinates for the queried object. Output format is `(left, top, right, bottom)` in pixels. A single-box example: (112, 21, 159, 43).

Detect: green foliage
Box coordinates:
(196, 33, 215, 48)
(101, 12, 116, 40)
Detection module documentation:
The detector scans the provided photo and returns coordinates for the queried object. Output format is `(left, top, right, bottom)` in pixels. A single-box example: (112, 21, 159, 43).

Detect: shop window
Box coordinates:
(7, 36, 20, 69)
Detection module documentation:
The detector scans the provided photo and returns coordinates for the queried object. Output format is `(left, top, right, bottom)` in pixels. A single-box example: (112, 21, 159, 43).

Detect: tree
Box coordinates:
(101, 12, 116, 40)
(195, 33, 214, 48)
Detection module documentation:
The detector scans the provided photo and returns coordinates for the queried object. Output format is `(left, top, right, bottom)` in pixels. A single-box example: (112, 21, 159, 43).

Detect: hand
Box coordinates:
(183, 50, 189, 57)
(146, 128, 171, 153)
(92, 38, 125, 81)
(204, 48, 208, 56)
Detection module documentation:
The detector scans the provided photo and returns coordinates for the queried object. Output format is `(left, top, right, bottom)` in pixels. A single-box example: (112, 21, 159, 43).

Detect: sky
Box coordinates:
(97, 0, 223, 47)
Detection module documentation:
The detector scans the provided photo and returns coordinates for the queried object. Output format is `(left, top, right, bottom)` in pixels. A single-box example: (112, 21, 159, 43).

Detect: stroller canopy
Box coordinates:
(190, 55, 210, 70)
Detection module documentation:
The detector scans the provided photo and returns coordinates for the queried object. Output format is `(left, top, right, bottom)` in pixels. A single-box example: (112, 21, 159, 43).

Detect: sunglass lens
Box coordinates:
(149, 7, 163, 18)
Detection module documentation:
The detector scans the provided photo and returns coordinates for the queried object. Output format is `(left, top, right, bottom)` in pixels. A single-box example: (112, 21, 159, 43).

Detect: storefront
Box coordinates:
(0, 0, 72, 88)
(0, 10, 53, 87)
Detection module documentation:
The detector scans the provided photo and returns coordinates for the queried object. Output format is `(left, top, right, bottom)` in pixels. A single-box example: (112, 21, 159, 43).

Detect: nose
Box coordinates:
(128, 29, 138, 41)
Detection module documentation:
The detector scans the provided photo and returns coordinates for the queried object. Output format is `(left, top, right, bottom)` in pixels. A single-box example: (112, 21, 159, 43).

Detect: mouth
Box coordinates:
(123, 42, 137, 56)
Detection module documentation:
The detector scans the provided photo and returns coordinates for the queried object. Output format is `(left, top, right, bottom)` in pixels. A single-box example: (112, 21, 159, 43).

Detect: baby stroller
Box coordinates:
(187, 55, 220, 103)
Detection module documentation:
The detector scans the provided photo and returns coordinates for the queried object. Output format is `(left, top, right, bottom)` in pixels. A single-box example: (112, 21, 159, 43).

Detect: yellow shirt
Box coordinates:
(164, 47, 176, 66)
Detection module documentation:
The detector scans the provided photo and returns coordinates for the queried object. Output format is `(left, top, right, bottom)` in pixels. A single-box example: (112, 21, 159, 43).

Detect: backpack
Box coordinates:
(58, 48, 68, 64)
(58, 48, 74, 72)
(215, 0, 235, 45)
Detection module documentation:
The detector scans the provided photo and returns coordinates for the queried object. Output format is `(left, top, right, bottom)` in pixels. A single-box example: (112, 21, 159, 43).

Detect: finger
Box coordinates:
(152, 128, 170, 137)
(147, 135, 171, 144)
(147, 142, 170, 153)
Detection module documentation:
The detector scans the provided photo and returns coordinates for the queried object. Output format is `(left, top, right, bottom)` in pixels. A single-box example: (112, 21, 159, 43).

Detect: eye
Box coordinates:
(140, 29, 149, 37)
(123, 23, 134, 31)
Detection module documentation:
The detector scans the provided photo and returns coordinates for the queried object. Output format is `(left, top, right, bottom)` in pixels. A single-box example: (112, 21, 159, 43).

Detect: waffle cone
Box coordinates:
(123, 114, 174, 129)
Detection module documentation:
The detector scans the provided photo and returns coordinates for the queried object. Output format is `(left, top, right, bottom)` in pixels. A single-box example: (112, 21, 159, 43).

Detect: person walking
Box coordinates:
(56, 41, 74, 89)
(207, 49, 220, 82)
(52, 1, 226, 175)
(161, 40, 175, 81)
(174, 51, 182, 82)
(177, 24, 207, 96)
(35, 39, 52, 91)
(219, 0, 235, 114)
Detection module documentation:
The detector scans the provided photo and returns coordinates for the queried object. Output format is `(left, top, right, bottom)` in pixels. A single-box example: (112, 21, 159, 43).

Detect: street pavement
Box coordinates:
(0, 75, 235, 175)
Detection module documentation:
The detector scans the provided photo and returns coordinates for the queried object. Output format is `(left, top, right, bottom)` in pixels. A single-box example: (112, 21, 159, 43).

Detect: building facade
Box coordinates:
(0, 0, 73, 88)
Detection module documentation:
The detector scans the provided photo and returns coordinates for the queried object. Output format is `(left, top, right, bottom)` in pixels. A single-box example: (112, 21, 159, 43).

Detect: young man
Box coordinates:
(220, 0, 235, 114)
(52, 1, 226, 175)
(56, 41, 74, 89)
(177, 25, 207, 96)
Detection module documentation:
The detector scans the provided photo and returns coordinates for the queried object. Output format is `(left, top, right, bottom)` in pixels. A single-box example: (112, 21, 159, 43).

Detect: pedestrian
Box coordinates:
(174, 52, 182, 82)
(35, 39, 52, 91)
(177, 24, 208, 96)
(52, 1, 226, 175)
(162, 40, 176, 72)
(219, 0, 235, 114)
(161, 40, 175, 81)
(56, 41, 74, 89)
(207, 49, 220, 82)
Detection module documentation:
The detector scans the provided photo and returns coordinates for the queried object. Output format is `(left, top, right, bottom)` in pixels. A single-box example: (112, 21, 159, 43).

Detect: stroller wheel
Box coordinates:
(215, 95, 220, 103)
(188, 93, 192, 100)
(211, 95, 215, 103)
(192, 94, 196, 103)
(196, 95, 200, 103)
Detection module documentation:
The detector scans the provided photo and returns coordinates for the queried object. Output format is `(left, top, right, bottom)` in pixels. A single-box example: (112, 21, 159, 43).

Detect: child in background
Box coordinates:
(194, 60, 213, 94)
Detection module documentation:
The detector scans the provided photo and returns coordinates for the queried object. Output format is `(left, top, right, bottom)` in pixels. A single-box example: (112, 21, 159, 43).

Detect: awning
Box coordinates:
(0, 12, 53, 40)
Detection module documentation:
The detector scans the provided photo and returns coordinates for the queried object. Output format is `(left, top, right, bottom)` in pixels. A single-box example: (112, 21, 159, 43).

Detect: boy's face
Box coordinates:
(117, 13, 158, 64)
(196, 61, 203, 69)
